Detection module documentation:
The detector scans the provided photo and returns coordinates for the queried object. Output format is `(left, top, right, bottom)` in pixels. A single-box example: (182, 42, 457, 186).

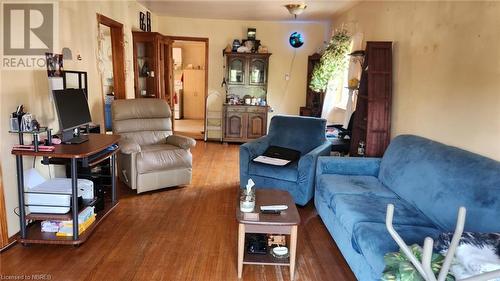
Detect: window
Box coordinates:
(321, 32, 363, 125)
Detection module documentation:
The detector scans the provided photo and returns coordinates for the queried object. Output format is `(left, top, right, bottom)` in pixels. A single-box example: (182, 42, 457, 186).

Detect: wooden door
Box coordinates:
(247, 113, 266, 139)
(159, 37, 173, 107)
(225, 112, 245, 139)
(0, 163, 8, 248)
(183, 69, 205, 119)
(366, 42, 392, 156)
(349, 41, 392, 157)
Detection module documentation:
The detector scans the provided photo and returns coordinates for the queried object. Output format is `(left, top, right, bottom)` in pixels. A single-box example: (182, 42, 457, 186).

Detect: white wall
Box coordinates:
(157, 16, 330, 117)
(333, 1, 500, 160)
(0, 1, 156, 237)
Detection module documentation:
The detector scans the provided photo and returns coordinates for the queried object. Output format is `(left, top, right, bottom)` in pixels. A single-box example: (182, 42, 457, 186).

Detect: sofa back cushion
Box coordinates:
(268, 115, 327, 155)
(112, 99, 172, 146)
(379, 135, 500, 232)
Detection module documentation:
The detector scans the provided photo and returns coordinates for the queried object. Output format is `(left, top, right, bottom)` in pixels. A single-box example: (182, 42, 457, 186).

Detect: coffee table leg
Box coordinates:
(289, 225, 298, 280)
(238, 223, 245, 279)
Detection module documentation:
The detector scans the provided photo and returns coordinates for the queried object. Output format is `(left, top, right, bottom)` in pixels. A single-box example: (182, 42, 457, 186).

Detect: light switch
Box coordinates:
(285, 73, 290, 81)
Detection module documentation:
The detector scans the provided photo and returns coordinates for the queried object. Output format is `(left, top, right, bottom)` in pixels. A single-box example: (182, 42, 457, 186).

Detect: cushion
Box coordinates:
(332, 195, 436, 236)
(351, 222, 441, 277)
(379, 135, 500, 232)
(267, 115, 327, 155)
(137, 144, 192, 173)
(316, 175, 397, 207)
(248, 161, 298, 182)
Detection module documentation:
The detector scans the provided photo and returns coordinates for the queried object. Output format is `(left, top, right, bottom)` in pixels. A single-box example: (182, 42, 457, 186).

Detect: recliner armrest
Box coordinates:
(166, 135, 196, 149)
(316, 156, 382, 177)
(119, 139, 141, 154)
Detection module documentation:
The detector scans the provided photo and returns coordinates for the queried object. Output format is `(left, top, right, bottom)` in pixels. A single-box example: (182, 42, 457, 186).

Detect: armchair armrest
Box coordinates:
(239, 136, 271, 187)
(166, 135, 196, 149)
(240, 136, 271, 159)
(119, 139, 141, 154)
(316, 156, 381, 178)
(297, 141, 332, 201)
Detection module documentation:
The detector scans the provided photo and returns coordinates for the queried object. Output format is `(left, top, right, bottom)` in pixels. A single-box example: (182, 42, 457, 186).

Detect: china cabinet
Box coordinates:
(132, 32, 172, 105)
(223, 52, 271, 143)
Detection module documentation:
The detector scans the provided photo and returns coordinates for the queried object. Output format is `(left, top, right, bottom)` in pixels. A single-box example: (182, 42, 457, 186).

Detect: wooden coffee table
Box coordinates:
(236, 189, 301, 280)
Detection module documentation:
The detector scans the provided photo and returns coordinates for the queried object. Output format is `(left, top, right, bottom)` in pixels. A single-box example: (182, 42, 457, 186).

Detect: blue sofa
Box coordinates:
(240, 115, 331, 206)
(315, 135, 500, 280)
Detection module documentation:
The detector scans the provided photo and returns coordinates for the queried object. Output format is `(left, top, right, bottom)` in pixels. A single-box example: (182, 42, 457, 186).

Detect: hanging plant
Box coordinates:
(309, 28, 351, 92)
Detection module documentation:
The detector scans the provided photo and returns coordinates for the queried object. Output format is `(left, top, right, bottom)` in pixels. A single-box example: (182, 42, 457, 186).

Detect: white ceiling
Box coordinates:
(139, 0, 360, 22)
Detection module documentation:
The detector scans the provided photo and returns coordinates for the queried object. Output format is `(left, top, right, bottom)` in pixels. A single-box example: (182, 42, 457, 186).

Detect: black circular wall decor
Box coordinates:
(289, 32, 304, 48)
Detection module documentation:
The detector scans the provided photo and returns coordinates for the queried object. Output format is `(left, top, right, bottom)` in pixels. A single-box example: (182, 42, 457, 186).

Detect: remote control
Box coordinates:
(261, 209, 281, 215)
(260, 205, 288, 211)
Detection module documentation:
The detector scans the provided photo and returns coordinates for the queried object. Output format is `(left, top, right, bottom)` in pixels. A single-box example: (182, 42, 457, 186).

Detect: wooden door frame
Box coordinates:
(0, 163, 9, 248)
(167, 36, 209, 138)
(97, 14, 126, 133)
(97, 14, 126, 99)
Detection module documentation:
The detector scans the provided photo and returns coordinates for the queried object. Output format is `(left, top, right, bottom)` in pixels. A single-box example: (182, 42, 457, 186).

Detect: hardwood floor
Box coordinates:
(0, 142, 355, 281)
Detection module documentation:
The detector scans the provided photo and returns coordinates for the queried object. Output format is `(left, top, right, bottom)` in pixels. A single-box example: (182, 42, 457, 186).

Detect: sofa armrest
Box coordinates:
(316, 156, 382, 177)
(239, 136, 271, 187)
(119, 139, 141, 154)
(297, 141, 332, 200)
(166, 135, 196, 149)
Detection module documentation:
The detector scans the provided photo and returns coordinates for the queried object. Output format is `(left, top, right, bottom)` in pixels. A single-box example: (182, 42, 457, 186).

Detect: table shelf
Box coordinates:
(243, 251, 290, 266)
(18, 201, 118, 245)
(12, 134, 120, 246)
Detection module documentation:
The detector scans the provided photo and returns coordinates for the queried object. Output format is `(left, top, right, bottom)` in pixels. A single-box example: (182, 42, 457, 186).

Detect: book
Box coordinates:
(56, 214, 96, 237)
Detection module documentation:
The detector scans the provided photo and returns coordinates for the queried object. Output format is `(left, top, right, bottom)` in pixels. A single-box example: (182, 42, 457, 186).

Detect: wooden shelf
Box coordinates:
(25, 198, 99, 221)
(243, 251, 290, 266)
(18, 201, 118, 245)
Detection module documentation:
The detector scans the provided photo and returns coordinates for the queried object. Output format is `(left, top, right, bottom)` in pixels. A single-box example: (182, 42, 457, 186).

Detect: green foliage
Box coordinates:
(309, 28, 351, 92)
(382, 244, 455, 281)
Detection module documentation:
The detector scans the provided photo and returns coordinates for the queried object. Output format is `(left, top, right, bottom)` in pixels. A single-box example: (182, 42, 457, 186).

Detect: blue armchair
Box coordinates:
(240, 115, 331, 206)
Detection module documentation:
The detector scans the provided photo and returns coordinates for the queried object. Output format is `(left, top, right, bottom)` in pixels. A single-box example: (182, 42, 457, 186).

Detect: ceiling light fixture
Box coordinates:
(284, 3, 307, 19)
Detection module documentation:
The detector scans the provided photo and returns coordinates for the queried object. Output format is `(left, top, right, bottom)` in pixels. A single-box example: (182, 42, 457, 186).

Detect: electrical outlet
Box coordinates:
(285, 73, 290, 81)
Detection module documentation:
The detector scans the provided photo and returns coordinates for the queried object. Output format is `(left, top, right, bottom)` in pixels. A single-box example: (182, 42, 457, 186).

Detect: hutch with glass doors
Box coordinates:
(223, 52, 271, 143)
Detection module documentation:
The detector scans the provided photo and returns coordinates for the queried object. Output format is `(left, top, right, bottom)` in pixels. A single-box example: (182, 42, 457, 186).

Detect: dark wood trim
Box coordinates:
(96, 14, 123, 28)
(97, 14, 126, 100)
(167, 36, 209, 43)
(0, 163, 9, 248)
(167, 36, 209, 139)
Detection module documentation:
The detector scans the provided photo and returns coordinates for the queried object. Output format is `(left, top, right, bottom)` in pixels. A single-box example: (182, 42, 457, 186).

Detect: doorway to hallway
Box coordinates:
(171, 38, 208, 140)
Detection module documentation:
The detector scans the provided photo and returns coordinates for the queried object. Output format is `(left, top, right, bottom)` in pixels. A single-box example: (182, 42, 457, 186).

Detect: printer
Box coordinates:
(24, 169, 94, 214)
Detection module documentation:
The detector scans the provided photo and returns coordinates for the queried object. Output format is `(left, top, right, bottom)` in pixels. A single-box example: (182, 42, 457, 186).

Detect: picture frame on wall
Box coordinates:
(247, 28, 256, 40)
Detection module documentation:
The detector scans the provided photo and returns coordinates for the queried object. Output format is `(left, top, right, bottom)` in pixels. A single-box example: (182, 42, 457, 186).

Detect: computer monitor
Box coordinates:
(53, 88, 92, 143)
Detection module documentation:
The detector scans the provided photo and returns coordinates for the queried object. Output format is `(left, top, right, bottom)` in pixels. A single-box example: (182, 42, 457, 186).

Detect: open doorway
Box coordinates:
(96, 14, 125, 133)
(170, 38, 208, 140)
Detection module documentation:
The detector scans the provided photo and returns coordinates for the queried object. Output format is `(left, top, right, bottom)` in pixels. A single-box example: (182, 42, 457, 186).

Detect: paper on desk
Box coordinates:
(253, 156, 290, 166)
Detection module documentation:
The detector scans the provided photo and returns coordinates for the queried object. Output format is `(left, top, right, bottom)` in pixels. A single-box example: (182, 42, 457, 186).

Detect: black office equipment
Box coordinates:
(263, 146, 300, 162)
(253, 146, 301, 166)
(53, 89, 92, 144)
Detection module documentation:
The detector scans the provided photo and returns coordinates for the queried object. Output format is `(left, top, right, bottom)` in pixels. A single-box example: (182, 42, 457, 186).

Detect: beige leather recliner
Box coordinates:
(112, 98, 196, 193)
